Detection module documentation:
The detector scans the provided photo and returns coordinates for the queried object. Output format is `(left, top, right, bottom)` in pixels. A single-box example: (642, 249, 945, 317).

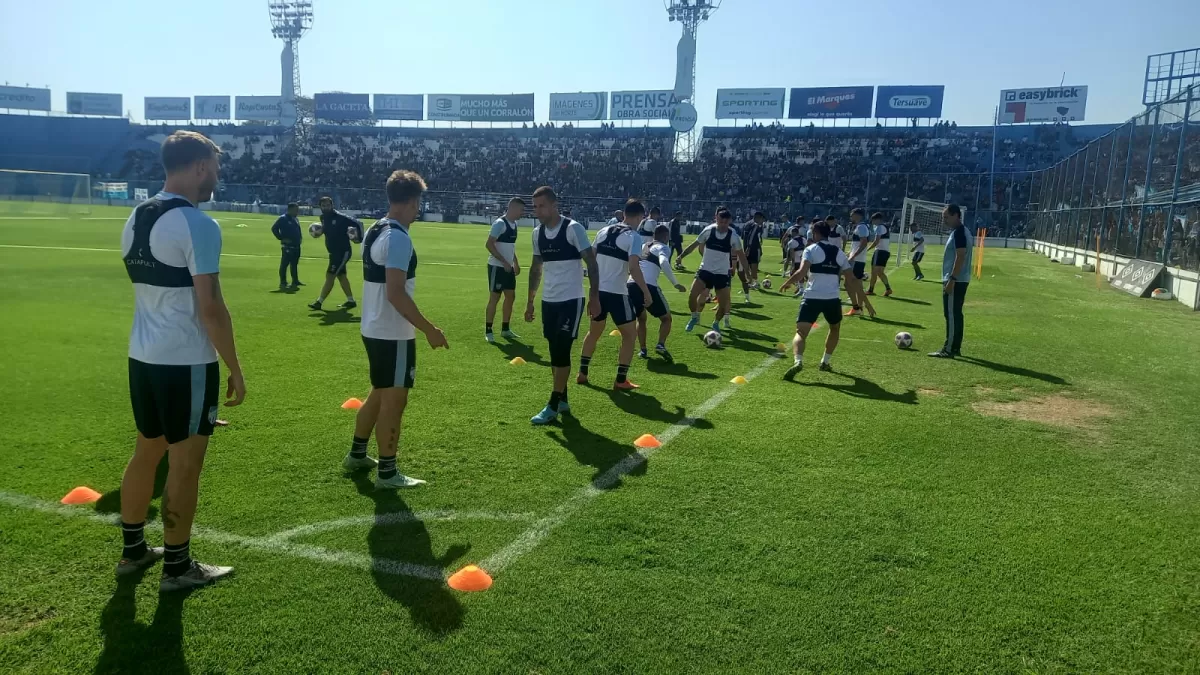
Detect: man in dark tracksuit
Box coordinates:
(308, 196, 360, 311)
(930, 204, 973, 359)
(271, 202, 303, 289)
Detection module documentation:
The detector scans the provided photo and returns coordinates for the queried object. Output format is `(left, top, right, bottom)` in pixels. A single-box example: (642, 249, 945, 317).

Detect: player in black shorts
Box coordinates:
(909, 226, 926, 280)
(484, 197, 525, 342)
(631, 223, 688, 362)
(670, 211, 686, 270)
(742, 210, 766, 294)
(866, 212, 894, 297)
(779, 222, 863, 378)
(308, 196, 360, 311)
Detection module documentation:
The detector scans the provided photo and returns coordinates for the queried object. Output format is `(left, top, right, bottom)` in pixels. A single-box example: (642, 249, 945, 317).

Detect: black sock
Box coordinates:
(548, 391, 562, 410)
(502, 322, 510, 332)
(617, 363, 630, 383)
(121, 521, 148, 561)
(350, 435, 369, 458)
(884, 282, 892, 291)
(164, 540, 191, 577)
(485, 322, 493, 333)
(579, 355, 591, 375)
(378, 456, 397, 479)
(561, 389, 568, 403)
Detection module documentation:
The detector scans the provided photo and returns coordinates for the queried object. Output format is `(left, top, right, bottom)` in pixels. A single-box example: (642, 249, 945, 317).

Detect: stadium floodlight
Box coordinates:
(664, 0, 720, 163)
(268, 0, 313, 109)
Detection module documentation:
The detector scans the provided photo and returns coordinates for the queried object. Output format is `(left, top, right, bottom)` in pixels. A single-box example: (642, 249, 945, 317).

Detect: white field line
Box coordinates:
(480, 352, 783, 575)
(0, 244, 471, 267)
(0, 490, 532, 581)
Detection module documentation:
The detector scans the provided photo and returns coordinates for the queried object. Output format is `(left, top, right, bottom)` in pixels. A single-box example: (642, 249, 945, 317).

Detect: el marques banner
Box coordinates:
(787, 86, 874, 119)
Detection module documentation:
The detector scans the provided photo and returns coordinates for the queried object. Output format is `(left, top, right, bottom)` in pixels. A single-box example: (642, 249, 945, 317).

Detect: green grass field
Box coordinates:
(1, 205, 1199, 673)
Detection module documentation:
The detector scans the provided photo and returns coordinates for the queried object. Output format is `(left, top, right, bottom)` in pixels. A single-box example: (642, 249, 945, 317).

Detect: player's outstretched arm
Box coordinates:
(781, 260, 811, 291)
(386, 268, 447, 349)
(659, 252, 686, 291)
(679, 239, 701, 259)
(194, 274, 245, 406)
(525, 256, 543, 321)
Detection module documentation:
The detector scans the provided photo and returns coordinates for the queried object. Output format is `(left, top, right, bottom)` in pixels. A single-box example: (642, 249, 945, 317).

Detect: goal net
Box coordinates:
(0, 169, 92, 217)
(895, 197, 968, 268)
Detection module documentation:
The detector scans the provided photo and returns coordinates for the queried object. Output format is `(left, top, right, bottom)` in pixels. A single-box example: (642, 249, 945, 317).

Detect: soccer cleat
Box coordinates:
(308, 300, 323, 311)
(501, 330, 520, 339)
(684, 316, 699, 333)
(530, 405, 560, 425)
(279, 283, 288, 290)
(116, 546, 165, 578)
(950, 350, 962, 358)
(711, 321, 721, 334)
(866, 290, 876, 296)
(484, 332, 495, 344)
(818, 362, 834, 372)
(339, 300, 357, 310)
(375, 473, 426, 490)
(613, 380, 640, 391)
(846, 308, 860, 317)
(928, 350, 954, 359)
(655, 345, 674, 363)
(638, 348, 648, 359)
(576, 372, 589, 385)
(884, 289, 893, 297)
(783, 361, 803, 381)
(723, 317, 732, 330)
(557, 400, 572, 416)
(289, 283, 303, 290)
(160, 561, 234, 593)
(342, 454, 378, 471)
(292, 281, 305, 287)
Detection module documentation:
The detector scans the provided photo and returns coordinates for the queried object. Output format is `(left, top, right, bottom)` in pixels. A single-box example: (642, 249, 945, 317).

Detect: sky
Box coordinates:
(2, 0, 1198, 127)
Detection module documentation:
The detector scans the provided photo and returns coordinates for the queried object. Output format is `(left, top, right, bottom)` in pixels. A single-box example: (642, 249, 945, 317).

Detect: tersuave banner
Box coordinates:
(426, 94, 534, 122)
(874, 85, 945, 118)
(235, 96, 282, 121)
(549, 92, 607, 121)
(193, 96, 231, 120)
(999, 86, 1088, 124)
(787, 86, 874, 119)
(67, 92, 122, 116)
(314, 93, 371, 121)
(715, 88, 786, 119)
(609, 90, 686, 120)
(144, 97, 191, 120)
(373, 94, 423, 120)
(0, 86, 51, 112)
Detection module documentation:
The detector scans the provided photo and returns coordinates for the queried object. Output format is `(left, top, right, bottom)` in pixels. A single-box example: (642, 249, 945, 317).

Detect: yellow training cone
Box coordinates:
(609, 330, 621, 337)
(730, 376, 748, 385)
(509, 357, 526, 365)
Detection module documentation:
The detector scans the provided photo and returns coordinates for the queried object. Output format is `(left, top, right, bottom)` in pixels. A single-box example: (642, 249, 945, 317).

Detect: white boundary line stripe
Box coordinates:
(0, 244, 472, 267)
(0, 491, 531, 581)
(480, 353, 783, 574)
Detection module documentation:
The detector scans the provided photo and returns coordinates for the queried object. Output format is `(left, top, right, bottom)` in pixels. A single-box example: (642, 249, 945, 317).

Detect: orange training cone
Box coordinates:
(447, 565, 493, 592)
(634, 434, 662, 449)
(61, 486, 102, 505)
(341, 398, 363, 410)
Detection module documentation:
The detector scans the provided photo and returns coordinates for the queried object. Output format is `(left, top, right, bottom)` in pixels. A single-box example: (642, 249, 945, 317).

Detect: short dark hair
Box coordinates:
(812, 223, 832, 238)
(654, 224, 670, 240)
(286, 202, 298, 210)
(319, 196, 333, 206)
(160, 131, 219, 174)
(649, 206, 662, 217)
(754, 210, 766, 219)
(945, 203, 962, 217)
(870, 212, 884, 221)
(532, 186, 557, 202)
(851, 207, 865, 218)
(386, 170, 426, 204)
(824, 215, 837, 223)
(716, 207, 733, 220)
(811, 217, 821, 224)
(624, 199, 646, 217)
(795, 216, 806, 224)
(508, 197, 526, 207)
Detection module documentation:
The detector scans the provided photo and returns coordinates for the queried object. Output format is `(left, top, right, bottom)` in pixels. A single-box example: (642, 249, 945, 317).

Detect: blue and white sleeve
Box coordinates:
(488, 219, 506, 239)
(184, 209, 222, 275)
(628, 231, 643, 257)
(570, 222, 592, 252)
(386, 231, 413, 270)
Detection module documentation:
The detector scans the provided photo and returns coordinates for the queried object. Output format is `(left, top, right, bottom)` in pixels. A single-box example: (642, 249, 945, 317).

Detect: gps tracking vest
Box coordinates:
(124, 197, 194, 287)
(706, 227, 733, 253)
(810, 242, 843, 277)
(495, 218, 517, 244)
(595, 225, 631, 261)
(362, 220, 417, 283)
(537, 218, 583, 262)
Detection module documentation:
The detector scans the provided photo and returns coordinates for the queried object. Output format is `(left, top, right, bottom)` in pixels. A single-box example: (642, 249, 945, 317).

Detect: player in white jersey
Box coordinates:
(866, 212, 894, 296)
(825, 215, 847, 251)
(844, 208, 877, 317)
(344, 171, 448, 489)
(606, 210, 624, 226)
(525, 186, 601, 425)
(678, 207, 749, 335)
(118, 131, 244, 591)
(484, 197, 525, 343)
(636, 205, 661, 239)
(785, 228, 807, 297)
(631, 222, 688, 361)
(909, 226, 926, 280)
(779, 222, 866, 378)
(578, 199, 653, 390)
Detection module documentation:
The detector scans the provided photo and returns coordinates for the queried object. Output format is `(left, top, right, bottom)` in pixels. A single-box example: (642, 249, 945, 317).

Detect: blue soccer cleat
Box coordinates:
(557, 401, 572, 417)
(711, 321, 721, 334)
(530, 405, 559, 425)
(684, 316, 699, 333)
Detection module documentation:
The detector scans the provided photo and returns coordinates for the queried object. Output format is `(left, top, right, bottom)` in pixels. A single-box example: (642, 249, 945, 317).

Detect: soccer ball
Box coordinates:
(761, 278, 772, 290)
(308, 222, 323, 238)
(703, 330, 722, 348)
(895, 332, 914, 349)
(347, 226, 361, 243)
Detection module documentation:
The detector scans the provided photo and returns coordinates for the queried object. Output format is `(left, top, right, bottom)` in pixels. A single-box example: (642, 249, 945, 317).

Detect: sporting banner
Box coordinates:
(66, 92, 122, 116)
(715, 88, 786, 119)
(194, 96, 231, 120)
(874, 85, 945, 118)
(1000, 86, 1088, 124)
(314, 93, 371, 121)
(426, 94, 534, 122)
(144, 97, 190, 120)
(0, 86, 51, 112)
(549, 92, 607, 121)
(235, 96, 283, 121)
(609, 90, 685, 120)
(787, 86, 874, 119)
(373, 94, 423, 120)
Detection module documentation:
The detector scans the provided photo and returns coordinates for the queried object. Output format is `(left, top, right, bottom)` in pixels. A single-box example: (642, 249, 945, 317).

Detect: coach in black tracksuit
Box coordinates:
(271, 202, 303, 289)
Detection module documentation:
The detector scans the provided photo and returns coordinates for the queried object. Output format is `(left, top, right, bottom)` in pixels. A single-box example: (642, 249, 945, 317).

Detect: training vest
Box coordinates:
(495, 218, 518, 244)
(537, 218, 584, 262)
(640, 241, 662, 268)
(124, 197, 195, 288)
(877, 227, 890, 241)
(705, 227, 734, 253)
(362, 220, 417, 283)
(851, 223, 868, 243)
(810, 242, 843, 277)
(595, 225, 631, 261)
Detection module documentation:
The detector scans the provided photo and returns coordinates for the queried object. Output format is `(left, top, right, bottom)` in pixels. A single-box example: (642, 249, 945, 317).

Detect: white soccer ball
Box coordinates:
(761, 278, 772, 290)
(895, 332, 914, 349)
(703, 330, 722, 348)
(308, 222, 323, 238)
(347, 225, 361, 243)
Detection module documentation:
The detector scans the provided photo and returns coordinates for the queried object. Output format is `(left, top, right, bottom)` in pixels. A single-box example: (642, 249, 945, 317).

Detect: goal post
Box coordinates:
(895, 197, 967, 269)
(0, 169, 92, 216)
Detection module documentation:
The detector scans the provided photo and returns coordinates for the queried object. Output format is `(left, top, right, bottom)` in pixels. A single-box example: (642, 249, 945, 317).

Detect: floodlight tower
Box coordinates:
(269, 0, 313, 125)
(666, 0, 719, 162)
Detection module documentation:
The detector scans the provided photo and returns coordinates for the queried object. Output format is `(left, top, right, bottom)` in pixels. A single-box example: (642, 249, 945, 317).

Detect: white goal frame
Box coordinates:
(0, 169, 93, 215)
(895, 198, 968, 269)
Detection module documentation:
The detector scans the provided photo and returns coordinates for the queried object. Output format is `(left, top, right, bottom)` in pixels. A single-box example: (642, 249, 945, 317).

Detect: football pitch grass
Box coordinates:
(1, 206, 1198, 673)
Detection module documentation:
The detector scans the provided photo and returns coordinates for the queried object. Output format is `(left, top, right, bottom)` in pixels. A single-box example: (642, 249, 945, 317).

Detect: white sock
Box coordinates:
(317, 293, 328, 303)
(822, 352, 832, 365)
(794, 357, 803, 366)
(345, 294, 355, 302)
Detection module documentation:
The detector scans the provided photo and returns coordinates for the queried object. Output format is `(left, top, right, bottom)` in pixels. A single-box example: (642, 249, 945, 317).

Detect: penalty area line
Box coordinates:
(0, 244, 471, 267)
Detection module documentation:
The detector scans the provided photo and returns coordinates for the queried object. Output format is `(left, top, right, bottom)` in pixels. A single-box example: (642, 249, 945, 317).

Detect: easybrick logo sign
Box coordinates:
(1004, 86, 1084, 102)
(999, 85, 1088, 124)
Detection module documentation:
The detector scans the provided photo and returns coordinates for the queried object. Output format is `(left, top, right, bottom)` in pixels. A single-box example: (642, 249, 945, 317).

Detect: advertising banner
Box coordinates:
(144, 97, 191, 120)
(999, 86, 1088, 124)
(426, 94, 535, 122)
(194, 96, 231, 120)
(373, 94, 423, 120)
(0, 86, 51, 112)
(787, 86, 874, 119)
(874, 85, 945, 118)
(609, 90, 685, 120)
(66, 92, 122, 116)
(549, 92, 607, 121)
(235, 96, 283, 121)
(715, 88, 786, 119)
(314, 93, 371, 121)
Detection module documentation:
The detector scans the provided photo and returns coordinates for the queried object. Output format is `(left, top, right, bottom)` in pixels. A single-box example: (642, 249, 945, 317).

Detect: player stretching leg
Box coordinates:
(119, 131, 245, 591)
(779, 222, 861, 378)
(345, 171, 448, 488)
(910, 226, 926, 280)
(485, 197, 524, 342)
(578, 200, 653, 391)
(867, 212, 893, 296)
(678, 207, 748, 335)
(844, 208, 876, 317)
(525, 187, 600, 425)
(632, 223, 687, 361)
(308, 196, 360, 311)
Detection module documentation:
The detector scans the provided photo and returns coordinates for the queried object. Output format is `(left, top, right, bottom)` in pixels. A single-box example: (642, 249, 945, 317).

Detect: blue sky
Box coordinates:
(2, 0, 1197, 127)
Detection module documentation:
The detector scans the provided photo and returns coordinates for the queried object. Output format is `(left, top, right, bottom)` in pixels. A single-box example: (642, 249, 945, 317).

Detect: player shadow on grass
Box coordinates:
(865, 316, 924, 329)
(489, 340, 549, 367)
(956, 356, 1068, 385)
(880, 296, 931, 306)
(268, 287, 300, 295)
(788, 372, 918, 405)
(645, 359, 718, 380)
(592, 387, 717, 429)
(94, 454, 169, 522)
(719, 328, 782, 355)
(310, 309, 361, 326)
(545, 415, 649, 489)
(94, 571, 190, 675)
(351, 474, 466, 636)
(728, 309, 771, 321)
